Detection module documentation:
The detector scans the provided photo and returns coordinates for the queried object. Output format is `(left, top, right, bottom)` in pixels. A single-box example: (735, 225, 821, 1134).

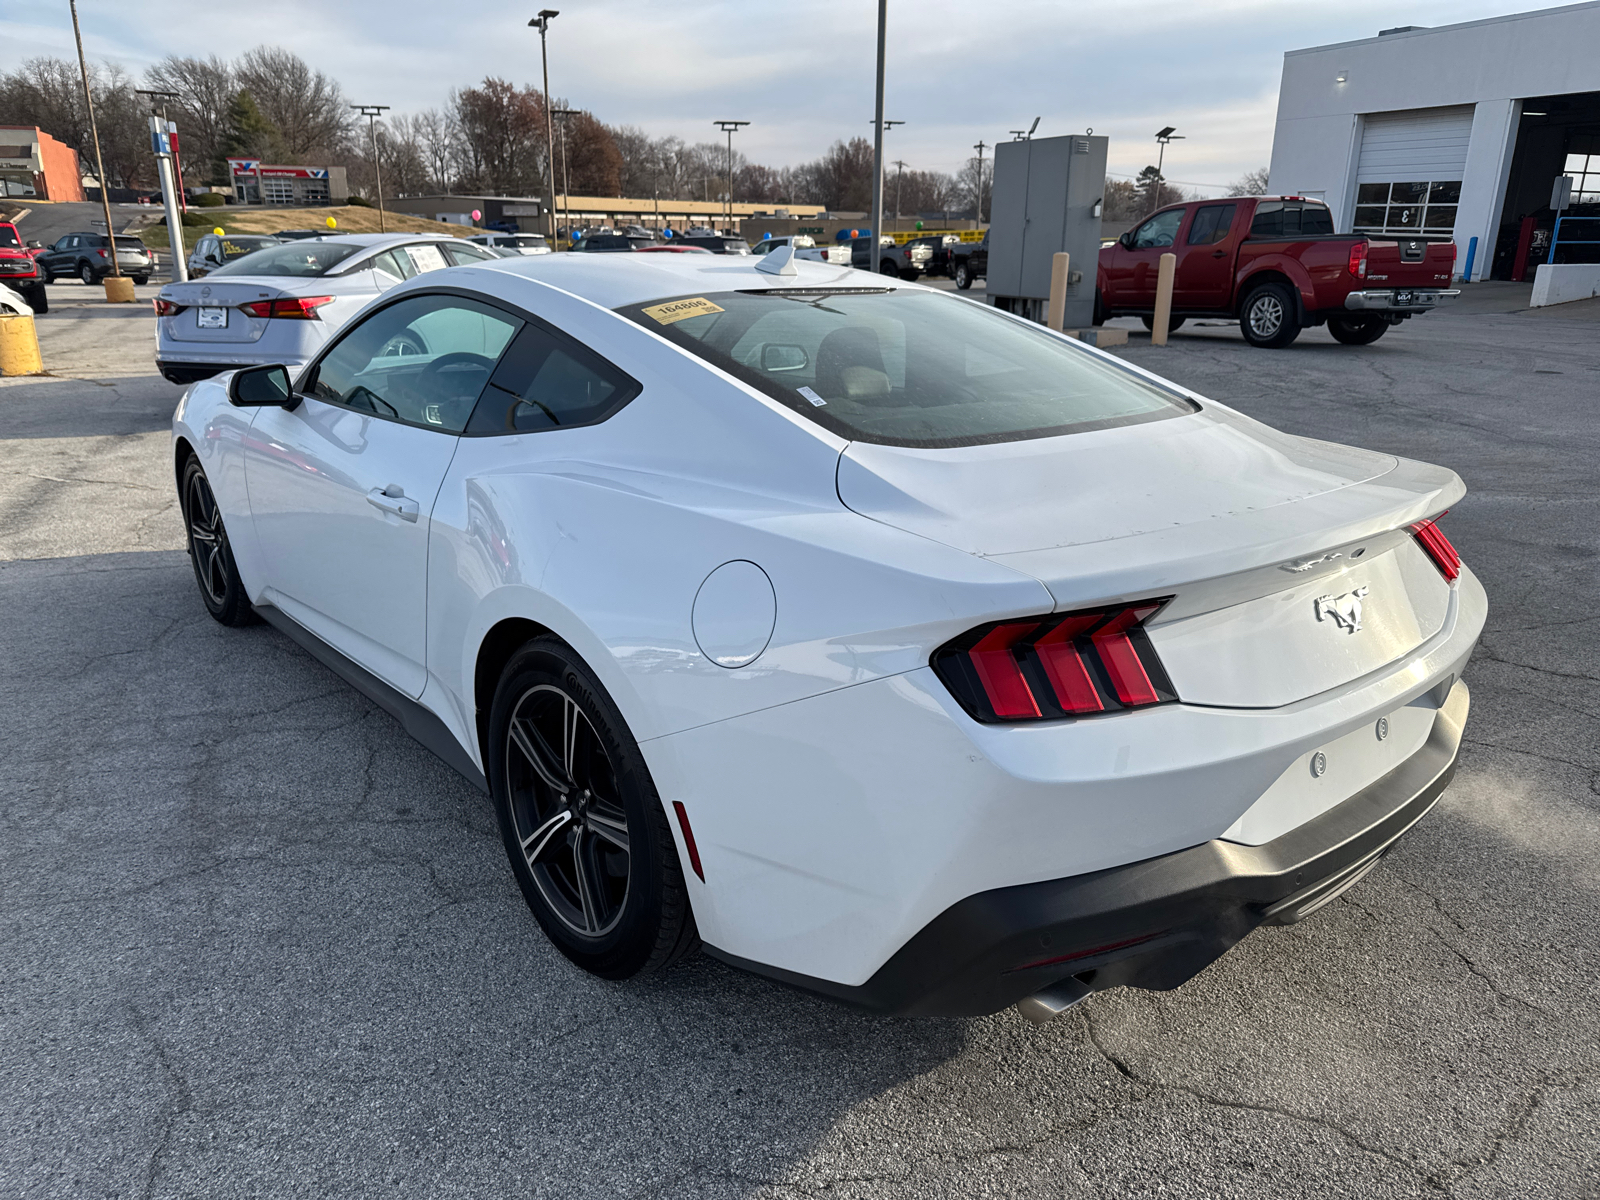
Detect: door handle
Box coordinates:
(367, 485, 419, 522)
(1211, 250, 1227, 258)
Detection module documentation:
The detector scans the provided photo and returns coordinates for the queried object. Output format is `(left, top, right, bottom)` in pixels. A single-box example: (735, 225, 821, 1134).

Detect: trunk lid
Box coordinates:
(1364, 238, 1456, 288)
(159, 277, 319, 345)
(837, 404, 1463, 708)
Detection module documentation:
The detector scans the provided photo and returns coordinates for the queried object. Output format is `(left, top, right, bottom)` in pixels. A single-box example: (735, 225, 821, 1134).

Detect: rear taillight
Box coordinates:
(240, 295, 335, 319)
(1410, 515, 1461, 582)
(96, 248, 107, 259)
(1347, 244, 1367, 279)
(933, 602, 1177, 724)
(152, 298, 183, 316)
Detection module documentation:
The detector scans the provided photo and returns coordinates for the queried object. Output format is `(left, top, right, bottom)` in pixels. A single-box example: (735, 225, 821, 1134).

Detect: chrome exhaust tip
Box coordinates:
(1016, 976, 1093, 1024)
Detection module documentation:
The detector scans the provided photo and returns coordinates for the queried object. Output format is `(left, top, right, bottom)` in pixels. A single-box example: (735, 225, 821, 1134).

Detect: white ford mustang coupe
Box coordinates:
(170, 246, 1485, 1021)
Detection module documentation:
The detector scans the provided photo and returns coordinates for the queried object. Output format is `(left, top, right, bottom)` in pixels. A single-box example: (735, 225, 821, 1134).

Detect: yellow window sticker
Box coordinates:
(641, 297, 724, 325)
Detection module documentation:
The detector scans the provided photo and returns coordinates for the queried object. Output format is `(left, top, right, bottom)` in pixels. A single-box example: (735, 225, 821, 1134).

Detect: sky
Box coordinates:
(0, 0, 1564, 192)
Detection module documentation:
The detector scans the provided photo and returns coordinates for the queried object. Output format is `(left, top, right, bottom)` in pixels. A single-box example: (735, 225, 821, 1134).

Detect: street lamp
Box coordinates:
(1151, 125, 1184, 215)
(713, 120, 749, 232)
(868, 0, 887, 266)
(68, 0, 121, 286)
(972, 139, 988, 222)
(891, 159, 907, 218)
(529, 10, 559, 244)
(554, 108, 580, 239)
(352, 105, 390, 231)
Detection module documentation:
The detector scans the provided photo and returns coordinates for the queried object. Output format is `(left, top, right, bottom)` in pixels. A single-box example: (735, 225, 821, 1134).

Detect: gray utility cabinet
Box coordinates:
(987, 134, 1108, 327)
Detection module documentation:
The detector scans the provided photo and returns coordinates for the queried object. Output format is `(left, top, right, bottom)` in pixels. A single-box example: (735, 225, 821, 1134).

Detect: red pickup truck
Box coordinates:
(0, 221, 47, 314)
(1096, 196, 1458, 348)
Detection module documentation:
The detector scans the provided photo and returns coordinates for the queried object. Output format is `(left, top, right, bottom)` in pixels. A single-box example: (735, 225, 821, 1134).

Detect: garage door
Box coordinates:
(1353, 105, 1475, 236)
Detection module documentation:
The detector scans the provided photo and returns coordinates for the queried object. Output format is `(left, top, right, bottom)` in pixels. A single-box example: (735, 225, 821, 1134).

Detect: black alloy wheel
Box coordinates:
(878, 259, 900, 279)
(1328, 316, 1389, 345)
(79, 262, 96, 286)
(39, 264, 53, 284)
(489, 637, 698, 980)
(955, 262, 972, 290)
(1141, 314, 1186, 333)
(1239, 281, 1302, 348)
(180, 456, 254, 626)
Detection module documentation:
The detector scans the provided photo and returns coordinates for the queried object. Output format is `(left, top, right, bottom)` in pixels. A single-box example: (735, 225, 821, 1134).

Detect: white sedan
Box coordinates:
(170, 247, 1485, 1021)
(153, 232, 501, 385)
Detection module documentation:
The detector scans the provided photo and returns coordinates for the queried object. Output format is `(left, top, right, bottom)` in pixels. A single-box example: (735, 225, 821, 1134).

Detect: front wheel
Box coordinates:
(21, 283, 47, 314)
(180, 456, 255, 626)
(1092, 288, 1106, 326)
(954, 262, 972, 290)
(1239, 282, 1301, 348)
(1141, 315, 1186, 333)
(1327, 316, 1388, 345)
(39, 264, 53, 285)
(79, 262, 96, 286)
(489, 637, 699, 980)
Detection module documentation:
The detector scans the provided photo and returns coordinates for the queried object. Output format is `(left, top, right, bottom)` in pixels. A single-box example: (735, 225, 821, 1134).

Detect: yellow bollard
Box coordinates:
(0, 313, 45, 375)
(1151, 252, 1177, 345)
(1047, 252, 1071, 331)
(103, 275, 136, 303)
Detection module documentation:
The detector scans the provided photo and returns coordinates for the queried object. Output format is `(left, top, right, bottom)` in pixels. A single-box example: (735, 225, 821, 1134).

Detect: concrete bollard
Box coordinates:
(103, 275, 136, 303)
(0, 313, 45, 375)
(1151, 252, 1176, 345)
(1047, 252, 1070, 331)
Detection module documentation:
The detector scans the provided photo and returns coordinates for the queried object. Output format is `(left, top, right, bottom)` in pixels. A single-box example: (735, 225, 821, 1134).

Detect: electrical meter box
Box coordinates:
(987, 134, 1108, 327)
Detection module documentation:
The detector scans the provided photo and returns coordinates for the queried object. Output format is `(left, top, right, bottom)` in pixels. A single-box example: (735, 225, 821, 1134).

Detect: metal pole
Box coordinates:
(973, 140, 987, 222)
(69, 0, 120, 279)
(554, 109, 580, 238)
(1152, 141, 1165, 216)
(531, 12, 560, 245)
(869, 0, 887, 272)
(151, 115, 187, 282)
(352, 106, 390, 232)
(714, 121, 749, 235)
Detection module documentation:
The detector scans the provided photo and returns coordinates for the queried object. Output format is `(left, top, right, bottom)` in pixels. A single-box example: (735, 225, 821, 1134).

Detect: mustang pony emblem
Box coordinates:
(1314, 586, 1369, 633)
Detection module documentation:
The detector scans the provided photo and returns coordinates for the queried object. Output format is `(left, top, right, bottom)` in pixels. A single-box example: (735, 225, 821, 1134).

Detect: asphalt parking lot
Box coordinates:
(3, 277, 1598, 1199)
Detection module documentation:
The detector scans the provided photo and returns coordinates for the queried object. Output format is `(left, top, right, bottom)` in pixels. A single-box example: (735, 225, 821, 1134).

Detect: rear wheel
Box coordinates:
(131, 275, 149, 286)
(21, 282, 47, 314)
(180, 456, 254, 626)
(1239, 282, 1301, 348)
(878, 259, 900, 278)
(79, 262, 96, 286)
(1141, 314, 1186, 333)
(1328, 316, 1388, 345)
(954, 262, 972, 290)
(1092, 287, 1106, 326)
(489, 637, 698, 980)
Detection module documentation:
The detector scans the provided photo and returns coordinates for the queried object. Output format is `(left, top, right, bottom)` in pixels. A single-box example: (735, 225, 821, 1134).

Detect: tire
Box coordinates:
(1238, 282, 1301, 348)
(1327, 316, 1388, 345)
(489, 637, 699, 980)
(1092, 288, 1106, 327)
(180, 455, 255, 626)
(132, 275, 149, 286)
(79, 262, 96, 286)
(39, 264, 53, 285)
(1141, 315, 1186, 333)
(954, 262, 972, 290)
(878, 259, 900, 279)
(22, 283, 47, 314)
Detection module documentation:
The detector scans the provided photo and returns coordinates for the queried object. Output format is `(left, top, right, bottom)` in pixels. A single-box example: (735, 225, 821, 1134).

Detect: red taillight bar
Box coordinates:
(152, 298, 183, 316)
(1347, 243, 1367, 279)
(1410, 514, 1461, 582)
(933, 601, 1177, 724)
(240, 295, 335, 320)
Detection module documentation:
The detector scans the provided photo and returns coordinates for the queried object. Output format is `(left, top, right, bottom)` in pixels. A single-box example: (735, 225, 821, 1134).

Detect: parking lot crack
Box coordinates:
(1426, 928, 1552, 1015)
(125, 1002, 194, 1200)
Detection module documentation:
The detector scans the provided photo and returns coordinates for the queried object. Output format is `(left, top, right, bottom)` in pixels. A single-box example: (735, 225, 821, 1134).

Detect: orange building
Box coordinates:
(0, 126, 86, 203)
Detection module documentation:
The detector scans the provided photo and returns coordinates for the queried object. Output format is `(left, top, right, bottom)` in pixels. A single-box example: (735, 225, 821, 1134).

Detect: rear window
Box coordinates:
(208, 240, 361, 277)
(620, 289, 1195, 448)
(1250, 202, 1335, 237)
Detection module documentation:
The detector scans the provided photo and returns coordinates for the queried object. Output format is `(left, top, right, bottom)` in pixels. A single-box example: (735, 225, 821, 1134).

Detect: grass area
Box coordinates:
(131, 205, 475, 250)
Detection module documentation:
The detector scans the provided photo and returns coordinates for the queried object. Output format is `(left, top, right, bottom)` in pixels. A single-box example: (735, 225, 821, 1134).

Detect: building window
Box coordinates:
(1, 169, 38, 199)
(1566, 154, 1600, 206)
(1353, 181, 1461, 234)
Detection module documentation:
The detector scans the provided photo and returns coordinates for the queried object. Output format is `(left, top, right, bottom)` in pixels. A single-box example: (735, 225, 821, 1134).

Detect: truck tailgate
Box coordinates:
(1365, 239, 1456, 288)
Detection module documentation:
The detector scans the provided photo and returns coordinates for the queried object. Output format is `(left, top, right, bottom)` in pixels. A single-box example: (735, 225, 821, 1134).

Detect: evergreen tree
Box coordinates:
(218, 89, 281, 171)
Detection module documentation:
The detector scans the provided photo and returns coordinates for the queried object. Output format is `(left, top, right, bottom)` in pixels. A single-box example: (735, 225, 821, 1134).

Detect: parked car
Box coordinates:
(172, 250, 1483, 1021)
(850, 234, 932, 279)
(186, 233, 282, 278)
(0, 220, 46, 312)
(635, 244, 714, 254)
(906, 233, 963, 278)
(1096, 196, 1459, 347)
(37, 232, 153, 286)
(467, 232, 552, 256)
(573, 233, 657, 252)
(272, 230, 327, 241)
(677, 235, 751, 255)
(153, 233, 498, 384)
(952, 231, 988, 290)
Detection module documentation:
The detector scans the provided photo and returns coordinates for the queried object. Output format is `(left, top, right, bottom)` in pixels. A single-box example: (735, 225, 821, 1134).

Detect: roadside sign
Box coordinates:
(1551, 175, 1573, 211)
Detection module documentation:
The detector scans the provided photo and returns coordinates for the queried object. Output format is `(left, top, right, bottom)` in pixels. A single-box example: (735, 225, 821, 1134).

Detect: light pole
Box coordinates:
(972, 139, 988, 222)
(891, 159, 907, 218)
(68, 0, 121, 285)
(352, 105, 390, 230)
(1151, 126, 1184, 215)
(713, 120, 748, 233)
(529, 10, 559, 244)
(868, 0, 888, 269)
(553, 108, 579, 238)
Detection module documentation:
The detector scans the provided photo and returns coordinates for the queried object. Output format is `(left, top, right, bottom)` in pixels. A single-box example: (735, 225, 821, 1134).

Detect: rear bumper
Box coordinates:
(1344, 288, 1460, 313)
(157, 360, 258, 385)
(711, 678, 1469, 1017)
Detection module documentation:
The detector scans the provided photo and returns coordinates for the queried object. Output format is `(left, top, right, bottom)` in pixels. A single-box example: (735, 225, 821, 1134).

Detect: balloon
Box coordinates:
(471, 209, 482, 221)
(763, 231, 772, 239)
(325, 217, 337, 228)
(212, 227, 224, 235)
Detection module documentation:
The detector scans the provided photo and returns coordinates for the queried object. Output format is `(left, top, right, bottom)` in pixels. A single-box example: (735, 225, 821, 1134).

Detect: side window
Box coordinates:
(1250, 202, 1284, 237)
(1131, 209, 1183, 249)
(465, 322, 641, 435)
(1185, 204, 1236, 246)
(369, 249, 412, 282)
(443, 241, 496, 266)
(307, 294, 521, 433)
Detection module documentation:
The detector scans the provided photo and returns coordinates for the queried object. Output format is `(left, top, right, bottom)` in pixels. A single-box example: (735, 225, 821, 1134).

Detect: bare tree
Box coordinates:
(143, 54, 234, 181)
(0, 57, 151, 190)
(955, 153, 992, 221)
(452, 78, 549, 195)
(1227, 166, 1272, 196)
(235, 46, 349, 160)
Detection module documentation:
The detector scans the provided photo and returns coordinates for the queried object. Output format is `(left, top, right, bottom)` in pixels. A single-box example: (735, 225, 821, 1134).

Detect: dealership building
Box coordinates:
(1268, 3, 1600, 280)
(0, 126, 85, 202)
(227, 158, 348, 206)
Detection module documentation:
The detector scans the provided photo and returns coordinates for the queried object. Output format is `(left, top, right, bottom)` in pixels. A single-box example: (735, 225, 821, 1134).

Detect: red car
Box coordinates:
(0, 221, 47, 314)
(1097, 196, 1459, 347)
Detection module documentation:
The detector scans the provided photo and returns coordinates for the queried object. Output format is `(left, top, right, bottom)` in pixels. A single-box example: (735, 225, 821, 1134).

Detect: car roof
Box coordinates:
(434, 252, 891, 311)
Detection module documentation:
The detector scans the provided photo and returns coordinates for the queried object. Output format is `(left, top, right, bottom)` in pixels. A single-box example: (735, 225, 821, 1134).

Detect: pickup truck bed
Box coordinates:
(1096, 196, 1458, 347)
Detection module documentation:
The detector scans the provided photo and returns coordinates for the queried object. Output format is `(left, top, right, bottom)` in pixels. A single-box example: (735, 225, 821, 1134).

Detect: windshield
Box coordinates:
(0, 227, 18, 248)
(620, 289, 1195, 448)
(207, 240, 360, 277)
(219, 236, 277, 261)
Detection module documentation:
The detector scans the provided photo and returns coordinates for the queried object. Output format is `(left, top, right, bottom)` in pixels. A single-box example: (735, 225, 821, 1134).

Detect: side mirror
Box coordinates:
(760, 344, 808, 372)
(1119, 231, 1134, 248)
(229, 363, 296, 408)
(26, 240, 41, 249)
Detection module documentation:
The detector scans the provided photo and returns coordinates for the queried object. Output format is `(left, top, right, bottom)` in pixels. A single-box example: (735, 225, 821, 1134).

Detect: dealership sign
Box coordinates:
(227, 158, 330, 179)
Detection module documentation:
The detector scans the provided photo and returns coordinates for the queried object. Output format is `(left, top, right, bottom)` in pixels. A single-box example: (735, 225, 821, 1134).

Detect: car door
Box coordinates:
(244, 292, 522, 696)
(190, 236, 214, 276)
(44, 235, 77, 276)
(1171, 202, 1238, 310)
(1104, 208, 1185, 308)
